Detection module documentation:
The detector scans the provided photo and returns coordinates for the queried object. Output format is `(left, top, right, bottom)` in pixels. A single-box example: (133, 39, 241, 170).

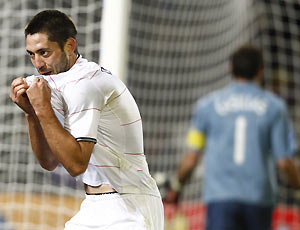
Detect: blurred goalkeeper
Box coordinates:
(9, 10, 164, 230)
(165, 44, 300, 230)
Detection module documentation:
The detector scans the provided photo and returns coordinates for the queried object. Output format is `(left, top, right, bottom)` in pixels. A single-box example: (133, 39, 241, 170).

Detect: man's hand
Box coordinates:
(164, 188, 180, 204)
(10, 77, 33, 114)
(163, 176, 183, 205)
(26, 77, 52, 116)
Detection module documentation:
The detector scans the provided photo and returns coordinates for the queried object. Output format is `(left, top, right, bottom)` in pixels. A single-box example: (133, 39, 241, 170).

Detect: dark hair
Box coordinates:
(25, 10, 78, 54)
(230, 44, 263, 80)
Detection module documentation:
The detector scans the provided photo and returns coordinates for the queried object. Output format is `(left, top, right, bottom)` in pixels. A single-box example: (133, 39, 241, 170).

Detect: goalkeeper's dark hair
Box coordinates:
(25, 10, 78, 54)
(230, 44, 263, 80)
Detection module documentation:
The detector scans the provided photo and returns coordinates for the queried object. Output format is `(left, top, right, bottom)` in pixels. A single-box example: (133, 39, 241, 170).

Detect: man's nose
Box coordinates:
(34, 55, 46, 70)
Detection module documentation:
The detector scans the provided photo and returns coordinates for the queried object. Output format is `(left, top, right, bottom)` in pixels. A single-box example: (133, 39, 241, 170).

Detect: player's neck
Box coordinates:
(233, 75, 261, 85)
(69, 53, 78, 69)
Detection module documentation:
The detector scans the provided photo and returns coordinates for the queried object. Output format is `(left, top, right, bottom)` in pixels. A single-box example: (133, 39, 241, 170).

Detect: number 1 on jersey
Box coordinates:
(234, 115, 247, 165)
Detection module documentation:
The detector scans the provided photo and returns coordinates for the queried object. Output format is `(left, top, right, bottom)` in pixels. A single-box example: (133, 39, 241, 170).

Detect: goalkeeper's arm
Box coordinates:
(164, 150, 202, 203)
(164, 128, 205, 203)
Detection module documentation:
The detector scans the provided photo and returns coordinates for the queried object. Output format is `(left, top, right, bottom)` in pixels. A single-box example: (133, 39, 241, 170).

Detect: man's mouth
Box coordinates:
(40, 71, 52, 75)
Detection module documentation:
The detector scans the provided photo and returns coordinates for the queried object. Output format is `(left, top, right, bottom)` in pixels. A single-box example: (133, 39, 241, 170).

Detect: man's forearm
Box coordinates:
(36, 107, 92, 177)
(168, 151, 200, 194)
(26, 112, 59, 170)
(177, 151, 200, 183)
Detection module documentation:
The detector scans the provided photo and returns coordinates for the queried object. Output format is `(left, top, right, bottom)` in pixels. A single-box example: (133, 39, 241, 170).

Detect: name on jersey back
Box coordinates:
(214, 94, 267, 116)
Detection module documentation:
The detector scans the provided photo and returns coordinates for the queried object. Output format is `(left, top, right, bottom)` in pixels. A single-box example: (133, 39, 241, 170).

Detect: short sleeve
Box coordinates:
(190, 99, 208, 133)
(65, 78, 105, 143)
(186, 100, 208, 151)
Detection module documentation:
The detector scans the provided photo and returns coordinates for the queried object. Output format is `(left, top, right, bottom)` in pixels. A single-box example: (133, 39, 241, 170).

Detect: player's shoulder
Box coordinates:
(63, 56, 107, 79)
(194, 88, 224, 113)
(65, 57, 122, 86)
(72, 57, 101, 78)
(75, 62, 126, 99)
(196, 85, 228, 106)
(263, 89, 287, 111)
(94, 66, 126, 90)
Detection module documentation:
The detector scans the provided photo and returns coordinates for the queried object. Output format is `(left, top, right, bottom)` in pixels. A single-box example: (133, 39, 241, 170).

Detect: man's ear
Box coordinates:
(64, 37, 76, 55)
(255, 68, 264, 82)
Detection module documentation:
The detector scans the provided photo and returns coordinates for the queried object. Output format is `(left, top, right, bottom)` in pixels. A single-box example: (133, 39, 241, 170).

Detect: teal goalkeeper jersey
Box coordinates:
(188, 81, 297, 205)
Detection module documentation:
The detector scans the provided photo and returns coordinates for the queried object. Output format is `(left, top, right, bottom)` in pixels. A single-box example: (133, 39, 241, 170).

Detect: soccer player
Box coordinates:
(10, 10, 164, 230)
(165, 44, 300, 230)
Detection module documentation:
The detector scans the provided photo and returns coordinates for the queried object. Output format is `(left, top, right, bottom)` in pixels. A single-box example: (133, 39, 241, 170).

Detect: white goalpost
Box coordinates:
(100, 0, 131, 82)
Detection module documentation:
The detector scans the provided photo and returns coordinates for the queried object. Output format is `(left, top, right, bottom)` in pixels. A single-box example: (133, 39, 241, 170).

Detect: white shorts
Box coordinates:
(64, 193, 164, 230)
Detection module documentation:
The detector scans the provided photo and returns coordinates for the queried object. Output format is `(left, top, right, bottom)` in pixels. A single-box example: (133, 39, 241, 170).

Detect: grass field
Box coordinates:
(1, 193, 300, 230)
(0, 192, 83, 230)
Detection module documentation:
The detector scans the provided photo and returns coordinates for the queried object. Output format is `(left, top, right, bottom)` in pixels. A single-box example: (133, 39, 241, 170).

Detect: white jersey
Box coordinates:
(26, 56, 160, 197)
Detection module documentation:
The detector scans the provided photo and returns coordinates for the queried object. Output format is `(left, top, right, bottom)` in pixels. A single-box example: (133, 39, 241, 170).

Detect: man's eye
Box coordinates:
(41, 51, 49, 56)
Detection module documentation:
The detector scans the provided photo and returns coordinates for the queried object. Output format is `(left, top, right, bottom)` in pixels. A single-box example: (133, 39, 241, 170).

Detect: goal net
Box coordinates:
(0, 0, 300, 230)
(127, 0, 300, 229)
